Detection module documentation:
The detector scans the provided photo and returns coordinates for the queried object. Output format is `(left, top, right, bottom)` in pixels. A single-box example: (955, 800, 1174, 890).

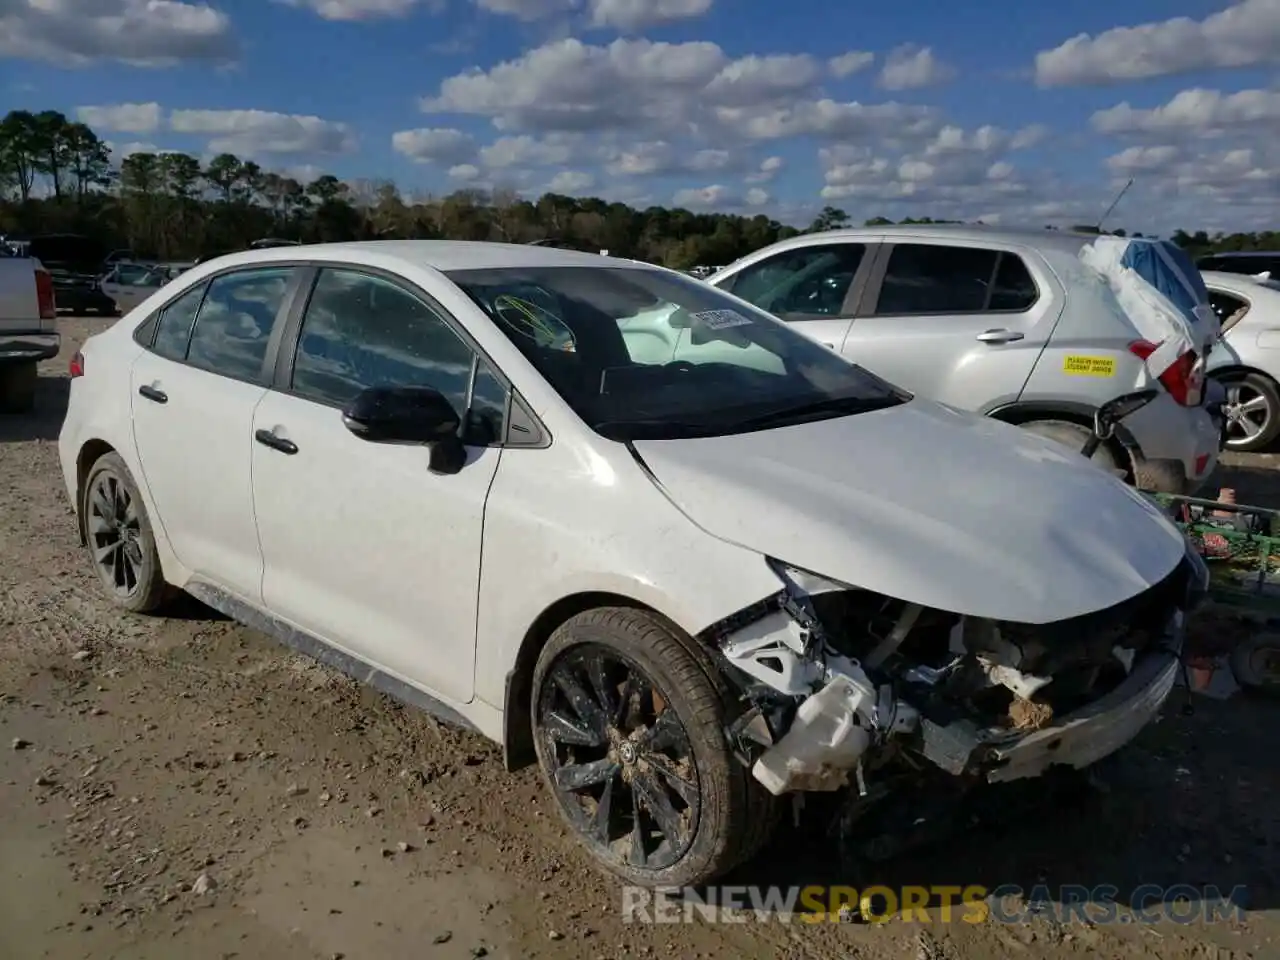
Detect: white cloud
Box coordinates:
(587, 0, 712, 31)
(1035, 0, 1280, 87)
(744, 187, 770, 206)
(77, 102, 163, 134)
(0, 0, 236, 66)
(277, 0, 442, 19)
(815, 119, 1045, 217)
(877, 44, 956, 91)
(1106, 145, 1182, 173)
(473, 0, 576, 21)
(471, 0, 712, 28)
(478, 135, 573, 168)
(105, 140, 160, 160)
(391, 127, 477, 164)
(544, 169, 596, 193)
(449, 163, 481, 180)
(715, 99, 939, 142)
(170, 109, 357, 155)
(1093, 87, 1280, 136)
(672, 184, 735, 208)
(1083, 82, 1280, 232)
(828, 50, 874, 78)
(421, 38, 839, 139)
(744, 155, 783, 183)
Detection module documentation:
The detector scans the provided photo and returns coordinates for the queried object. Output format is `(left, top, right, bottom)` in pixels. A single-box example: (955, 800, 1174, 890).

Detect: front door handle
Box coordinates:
(138, 384, 168, 404)
(254, 429, 298, 455)
(975, 328, 1025, 344)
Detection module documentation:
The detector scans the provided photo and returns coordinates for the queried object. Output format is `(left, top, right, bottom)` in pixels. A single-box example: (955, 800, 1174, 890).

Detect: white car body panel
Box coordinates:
(1204, 270, 1280, 372)
(0, 256, 59, 362)
(633, 398, 1185, 625)
(56, 240, 1196, 779)
(250, 388, 500, 705)
(130, 351, 268, 602)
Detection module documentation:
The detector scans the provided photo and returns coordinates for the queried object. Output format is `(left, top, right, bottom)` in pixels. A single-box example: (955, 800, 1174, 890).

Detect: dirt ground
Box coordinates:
(1, 315, 1278, 960)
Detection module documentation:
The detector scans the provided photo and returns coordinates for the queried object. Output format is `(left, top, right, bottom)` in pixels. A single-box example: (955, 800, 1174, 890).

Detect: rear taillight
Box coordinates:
(35, 269, 56, 320)
(1129, 340, 1203, 406)
(69, 351, 84, 378)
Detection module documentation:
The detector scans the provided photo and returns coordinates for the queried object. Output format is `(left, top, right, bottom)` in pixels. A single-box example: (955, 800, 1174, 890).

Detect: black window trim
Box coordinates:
(716, 240, 876, 323)
(271, 262, 549, 450)
(860, 241, 1042, 318)
(131, 263, 308, 389)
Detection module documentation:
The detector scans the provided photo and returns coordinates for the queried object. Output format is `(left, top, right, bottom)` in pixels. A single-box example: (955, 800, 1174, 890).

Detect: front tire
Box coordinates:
(81, 452, 169, 613)
(1219, 372, 1280, 453)
(531, 607, 773, 888)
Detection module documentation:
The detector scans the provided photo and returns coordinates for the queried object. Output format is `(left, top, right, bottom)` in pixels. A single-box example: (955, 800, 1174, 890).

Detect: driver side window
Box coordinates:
(723, 244, 865, 319)
(291, 268, 507, 443)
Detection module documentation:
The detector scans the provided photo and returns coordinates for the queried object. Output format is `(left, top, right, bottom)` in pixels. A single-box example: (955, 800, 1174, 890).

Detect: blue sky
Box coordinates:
(3, 0, 1279, 232)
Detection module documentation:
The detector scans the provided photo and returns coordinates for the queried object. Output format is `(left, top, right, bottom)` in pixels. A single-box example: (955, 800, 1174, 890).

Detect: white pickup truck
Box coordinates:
(0, 256, 60, 413)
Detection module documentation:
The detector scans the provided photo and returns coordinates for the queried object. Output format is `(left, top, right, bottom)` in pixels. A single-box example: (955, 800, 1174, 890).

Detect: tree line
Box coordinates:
(0, 109, 1276, 269)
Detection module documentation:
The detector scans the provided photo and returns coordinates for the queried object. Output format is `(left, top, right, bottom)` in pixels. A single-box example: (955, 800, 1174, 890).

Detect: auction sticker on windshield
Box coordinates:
(691, 309, 753, 330)
(1062, 355, 1116, 377)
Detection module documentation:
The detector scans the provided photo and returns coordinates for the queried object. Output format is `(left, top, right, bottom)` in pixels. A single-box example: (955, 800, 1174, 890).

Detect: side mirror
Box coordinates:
(341, 386, 467, 474)
(1094, 388, 1160, 440)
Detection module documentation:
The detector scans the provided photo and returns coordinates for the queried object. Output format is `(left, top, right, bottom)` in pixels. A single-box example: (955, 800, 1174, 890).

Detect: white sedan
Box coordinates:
(1203, 269, 1280, 451)
(99, 263, 177, 315)
(59, 241, 1206, 887)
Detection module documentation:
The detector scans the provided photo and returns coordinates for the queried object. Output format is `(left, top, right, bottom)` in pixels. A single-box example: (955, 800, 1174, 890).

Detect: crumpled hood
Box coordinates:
(632, 400, 1187, 624)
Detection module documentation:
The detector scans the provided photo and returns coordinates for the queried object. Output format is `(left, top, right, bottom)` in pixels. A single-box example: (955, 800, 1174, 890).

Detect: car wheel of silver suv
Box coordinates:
(1218, 372, 1280, 453)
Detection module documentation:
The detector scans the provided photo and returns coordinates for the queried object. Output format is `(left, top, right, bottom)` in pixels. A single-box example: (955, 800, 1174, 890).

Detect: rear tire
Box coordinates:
(81, 452, 170, 614)
(1218, 372, 1280, 453)
(0, 361, 37, 414)
(1229, 633, 1280, 697)
(1019, 419, 1123, 477)
(531, 606, 775, 888)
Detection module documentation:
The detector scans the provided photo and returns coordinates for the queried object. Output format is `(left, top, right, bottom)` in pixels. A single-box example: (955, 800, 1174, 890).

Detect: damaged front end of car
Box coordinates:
(700, 545, 1210, 850)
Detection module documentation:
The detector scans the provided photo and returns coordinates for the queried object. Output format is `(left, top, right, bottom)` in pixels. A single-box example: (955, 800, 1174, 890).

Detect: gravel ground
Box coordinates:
(0, 315, 1277, 960)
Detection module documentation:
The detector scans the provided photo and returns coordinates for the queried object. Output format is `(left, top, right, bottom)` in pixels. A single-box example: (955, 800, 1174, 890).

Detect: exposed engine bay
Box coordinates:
(702, 552, 1208, 813)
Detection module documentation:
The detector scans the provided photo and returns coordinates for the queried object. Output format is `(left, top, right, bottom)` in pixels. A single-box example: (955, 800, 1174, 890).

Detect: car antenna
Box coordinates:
(1094, 178, 1134, 233)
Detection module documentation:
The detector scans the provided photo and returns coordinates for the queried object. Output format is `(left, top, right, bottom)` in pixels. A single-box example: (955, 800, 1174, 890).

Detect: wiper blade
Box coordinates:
(592, 418, 718, 439)
(730, 394, 902, 431)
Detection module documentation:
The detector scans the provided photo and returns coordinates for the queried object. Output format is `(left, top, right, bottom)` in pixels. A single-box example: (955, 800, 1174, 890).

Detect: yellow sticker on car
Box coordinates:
(1062, 355, 1116, 377)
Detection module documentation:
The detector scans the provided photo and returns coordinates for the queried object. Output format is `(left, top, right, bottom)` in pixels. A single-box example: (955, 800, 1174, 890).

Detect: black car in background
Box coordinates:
(25, 234, 118, 315)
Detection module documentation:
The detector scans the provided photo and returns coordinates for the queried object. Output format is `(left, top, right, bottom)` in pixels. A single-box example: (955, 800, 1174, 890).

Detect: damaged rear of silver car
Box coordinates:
(703, 546, 1208, 810)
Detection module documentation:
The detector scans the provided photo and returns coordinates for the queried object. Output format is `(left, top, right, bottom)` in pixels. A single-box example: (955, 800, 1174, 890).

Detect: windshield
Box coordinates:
(447, 265, 907, 441)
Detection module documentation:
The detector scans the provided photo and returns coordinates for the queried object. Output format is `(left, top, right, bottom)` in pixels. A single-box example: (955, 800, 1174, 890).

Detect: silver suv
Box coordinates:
(708, 225, 1224, 495)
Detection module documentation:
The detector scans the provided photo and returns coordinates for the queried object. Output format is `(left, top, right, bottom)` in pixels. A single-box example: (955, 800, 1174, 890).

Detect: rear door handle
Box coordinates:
(138, 385, 167, 404)
(975, 328, 1025, 344)
(254, 428, 298, 455)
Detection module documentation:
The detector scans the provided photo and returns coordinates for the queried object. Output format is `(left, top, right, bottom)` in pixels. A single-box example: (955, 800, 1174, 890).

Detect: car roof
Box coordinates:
(768, 223, 1166, 256)
(1201, 270, 1279, 292)
(1198, 251, 1280, 259)
(202, 240, 638, 273)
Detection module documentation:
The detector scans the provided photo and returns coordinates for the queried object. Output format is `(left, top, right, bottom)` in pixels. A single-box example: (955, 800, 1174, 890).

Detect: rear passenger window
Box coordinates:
(186, 268, 293, 381)
(875, 245, 997, 314)
(987, 254, 1038, 311)
(150, 282, 207, 361)
(874, 245, 1037, 315)
(724, 244, 865, 319)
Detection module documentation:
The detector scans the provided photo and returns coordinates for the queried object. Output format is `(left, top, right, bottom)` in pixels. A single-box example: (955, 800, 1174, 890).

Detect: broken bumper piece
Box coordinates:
(923, 613, 1183, 783)
(712, 557, 1195, 797)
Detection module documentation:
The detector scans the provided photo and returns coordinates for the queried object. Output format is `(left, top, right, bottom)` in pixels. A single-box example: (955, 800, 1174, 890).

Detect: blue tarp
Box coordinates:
(1119, 239, 1208, 331)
